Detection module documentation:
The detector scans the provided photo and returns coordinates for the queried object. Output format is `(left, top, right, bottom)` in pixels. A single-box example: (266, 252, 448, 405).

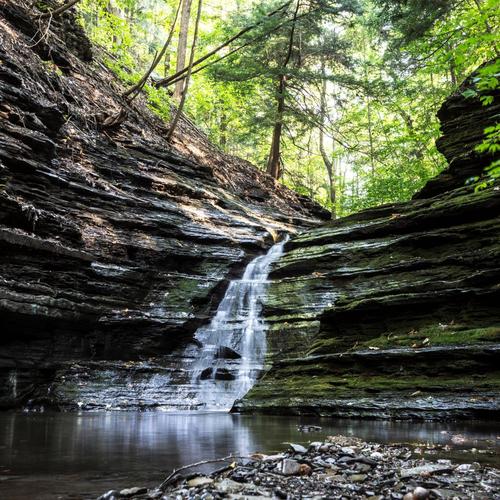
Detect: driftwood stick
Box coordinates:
(159, 453, 247, 491)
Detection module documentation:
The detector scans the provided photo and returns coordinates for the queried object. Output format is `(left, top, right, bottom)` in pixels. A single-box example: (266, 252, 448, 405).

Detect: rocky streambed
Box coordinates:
(98, 435, 500, 500)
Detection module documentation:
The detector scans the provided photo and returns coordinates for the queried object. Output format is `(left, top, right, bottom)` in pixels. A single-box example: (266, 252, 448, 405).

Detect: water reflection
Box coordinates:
(0, 412, 498, 499)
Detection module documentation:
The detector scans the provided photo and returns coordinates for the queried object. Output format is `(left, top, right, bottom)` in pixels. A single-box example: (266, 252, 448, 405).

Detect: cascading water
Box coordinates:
(185, 236, 288, 411)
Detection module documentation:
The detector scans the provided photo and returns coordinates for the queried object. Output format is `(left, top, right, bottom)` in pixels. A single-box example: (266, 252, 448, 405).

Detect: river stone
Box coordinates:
(355, 462, 372, 473)
(430, 488, 464, 499)
(215, 478, 245, 493)
(413, 486, 430, 499)
(262, 453, 285, 462)
(279, 459, 301, 475)
(215, 346, 241, 359)
(213, 368, 236, 381)
(308, 441, 323, 451)
(288, 443, 308, 454)
(400, 464, 454, 478)
(187, 476, 214, 487)
(199, 368, 213, 380)
(299, 463, 312, 476)
(350, 474, 367, 482)
(147, 490, 163, 499)
(119, 486, 147, 497)
(455, 463, 479, 473)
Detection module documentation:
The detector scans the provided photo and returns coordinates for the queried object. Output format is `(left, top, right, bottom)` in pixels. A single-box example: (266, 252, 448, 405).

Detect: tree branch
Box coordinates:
(38, 0, 82, 19)
(123, 0, 183, 99)
(155, 1, 292, 88)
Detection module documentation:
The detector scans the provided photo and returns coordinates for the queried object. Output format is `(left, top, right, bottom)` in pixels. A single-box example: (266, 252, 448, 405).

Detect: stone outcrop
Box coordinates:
(0, 2, 326, 409)
(236, 65, 500, 419)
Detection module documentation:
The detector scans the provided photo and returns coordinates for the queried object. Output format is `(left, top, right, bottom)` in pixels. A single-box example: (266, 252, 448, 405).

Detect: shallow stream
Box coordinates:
(0, 412, 498, 499)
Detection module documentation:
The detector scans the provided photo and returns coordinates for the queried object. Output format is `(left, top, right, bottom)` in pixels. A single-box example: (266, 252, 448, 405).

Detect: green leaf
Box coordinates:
(461, 89, 478, 99)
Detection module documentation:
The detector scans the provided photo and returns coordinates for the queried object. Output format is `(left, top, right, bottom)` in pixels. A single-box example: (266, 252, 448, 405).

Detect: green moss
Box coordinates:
(247, 370, 500, 401)
(359, 325, 500, 349)
(307, 337, 345, 356)
(34, 1, 50, 13)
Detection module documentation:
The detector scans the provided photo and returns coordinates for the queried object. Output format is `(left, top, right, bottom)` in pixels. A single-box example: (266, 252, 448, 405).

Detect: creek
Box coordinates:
(0, 412, 498, 499)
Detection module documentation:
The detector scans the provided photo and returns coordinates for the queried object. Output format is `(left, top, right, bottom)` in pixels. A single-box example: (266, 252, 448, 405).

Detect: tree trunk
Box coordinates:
(363, 48, 375, 176)
(164, 52, 171, 78)
(219, 110, 228, 151)
(174, 0, 193, 101)
(366, 94, 375, 176)
(266, 76, 286, 179)
(266, 0, 300, 180)
(167, 0, 203, 141)
(318, 64, 336, 218)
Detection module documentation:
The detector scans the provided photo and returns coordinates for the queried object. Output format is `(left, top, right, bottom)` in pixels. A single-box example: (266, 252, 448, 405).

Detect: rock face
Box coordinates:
(0, 3, 326, 409)
(236, 66, 500, 419)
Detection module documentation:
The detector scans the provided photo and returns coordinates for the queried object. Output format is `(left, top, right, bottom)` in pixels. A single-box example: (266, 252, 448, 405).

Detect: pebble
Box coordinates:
(279, 458, 301, 475)
(186, 477, 213, 487)
(455, 462, 479, 473)
(215, 478, 243, 493)
(413, 486, 430, 499)
(400, 464, 453, 478)
(119, 486, 147, 497)
(298, 463, 312, 476)
(288, 442, 308, 454)
(350, 473, 367, 482)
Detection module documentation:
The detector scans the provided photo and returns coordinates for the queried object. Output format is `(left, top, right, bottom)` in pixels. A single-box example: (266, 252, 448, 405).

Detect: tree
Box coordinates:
(266, 0, 300, 179)
(174, 0, 194, 100)
(167, 0, 203, 140)
(76, 0, 498, 215)
(203, 0, 358, 180)
(318, 62, 336, 217)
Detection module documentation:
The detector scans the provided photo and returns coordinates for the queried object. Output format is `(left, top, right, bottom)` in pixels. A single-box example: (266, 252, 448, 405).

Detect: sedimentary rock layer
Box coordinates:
(0, 2, 326, 409)
(237, 66, 500, 419)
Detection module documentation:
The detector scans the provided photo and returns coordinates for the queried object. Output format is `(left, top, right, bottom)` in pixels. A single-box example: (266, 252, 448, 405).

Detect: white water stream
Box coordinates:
(186, 237, 288, 410)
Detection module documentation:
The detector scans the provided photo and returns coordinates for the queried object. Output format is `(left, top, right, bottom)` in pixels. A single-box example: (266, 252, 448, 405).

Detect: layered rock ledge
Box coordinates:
(236, 65, 500, 419)
(0, 2, 326, 409)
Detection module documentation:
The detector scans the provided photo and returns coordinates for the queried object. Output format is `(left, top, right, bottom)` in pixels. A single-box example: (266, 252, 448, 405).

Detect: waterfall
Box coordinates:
(185, 236, 288, 411)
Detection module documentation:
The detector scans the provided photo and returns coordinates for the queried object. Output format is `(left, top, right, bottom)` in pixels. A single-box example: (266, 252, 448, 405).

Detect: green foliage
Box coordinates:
(79, 0, 174, 120)
(75, 0, 499, 216)
(466, 60, 500, 191)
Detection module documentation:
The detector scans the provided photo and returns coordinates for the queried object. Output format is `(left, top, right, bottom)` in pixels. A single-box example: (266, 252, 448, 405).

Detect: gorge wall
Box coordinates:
(1, 2, 499, 419)
(0, 2, 327, 410)
(236, 65, 500, 419)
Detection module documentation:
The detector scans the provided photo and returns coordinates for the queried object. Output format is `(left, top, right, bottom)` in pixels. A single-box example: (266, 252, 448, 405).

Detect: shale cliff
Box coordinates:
(0, 2, 326, 409)
(237, 66, 500, 419)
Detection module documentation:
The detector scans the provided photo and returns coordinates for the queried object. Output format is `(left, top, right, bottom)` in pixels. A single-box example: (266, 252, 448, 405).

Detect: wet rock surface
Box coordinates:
(237, 66, 500, 419)
(0, 2, 324, 410)
(99, 436, 500, 499)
